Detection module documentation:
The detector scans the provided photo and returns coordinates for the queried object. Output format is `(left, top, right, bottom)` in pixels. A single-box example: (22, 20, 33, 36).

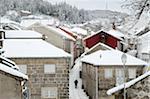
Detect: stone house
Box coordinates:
(0, 56, 28, 99)
(81, 49, 147, 99)
(59, 26, 84, 59)
(2, 30, 71, 99)
(26, 23, 76, 66)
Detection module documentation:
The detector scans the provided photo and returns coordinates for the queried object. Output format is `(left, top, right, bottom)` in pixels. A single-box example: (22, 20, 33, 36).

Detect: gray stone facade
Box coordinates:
(82, 62, 144, 99)
(10, 58, 70, 99)
(0, 71, 22, 99)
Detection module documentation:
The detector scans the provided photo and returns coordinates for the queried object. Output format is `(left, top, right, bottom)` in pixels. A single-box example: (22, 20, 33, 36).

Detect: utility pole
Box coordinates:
(96, 66, 98, 99)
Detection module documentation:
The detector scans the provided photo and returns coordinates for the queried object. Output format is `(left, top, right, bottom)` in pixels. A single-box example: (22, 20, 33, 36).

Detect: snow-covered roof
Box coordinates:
(71, 27, 88, 35)
(0, 56, 28, 80)
(3, 39, 71, 58)
(21, 16, 60, 27)
(81, 50, 148, 66)
(5, 30, 43, 38)
(106, 29, 124, 40)
(82, 43, 113, 56)
(107, 71, 150, 95)
(0, 56, 19, 70)
(20, 10, 31, 14)
(45, 26, 76, 41)
(0, 63, 28, 80)
(0, 17, 19, 25)
(83, 29, 124, 41)
(59, 26, 79, 37)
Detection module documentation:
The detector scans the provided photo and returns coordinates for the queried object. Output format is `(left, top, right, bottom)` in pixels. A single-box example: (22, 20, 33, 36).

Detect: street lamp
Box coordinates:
(121, 53, 127, 99)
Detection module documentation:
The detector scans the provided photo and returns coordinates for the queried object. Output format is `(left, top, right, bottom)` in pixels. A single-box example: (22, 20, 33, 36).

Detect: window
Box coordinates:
(18, 65, 27, 74)
(41, 87, 57, 98)
(104, 69, 113, 79)
(44, 64, 56, 74)
(128, 68, 136, 79)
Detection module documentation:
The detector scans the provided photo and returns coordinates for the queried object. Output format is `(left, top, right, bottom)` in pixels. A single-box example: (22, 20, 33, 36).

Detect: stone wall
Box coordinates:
(11, 58, 70, 99)
(82, 62, 144, 99)
(0, 71, 22, 99)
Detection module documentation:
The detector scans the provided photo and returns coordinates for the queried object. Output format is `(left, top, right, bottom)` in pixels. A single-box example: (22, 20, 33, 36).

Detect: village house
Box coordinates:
(83, 29, 124, 52)
(0, 56, 28, 99)
(0, 18, 23, 30)
(59, 26, 84, 59)
(81, 49, 147, 99)
(26, 23, 76, 66)
(2, 30, 71, 99)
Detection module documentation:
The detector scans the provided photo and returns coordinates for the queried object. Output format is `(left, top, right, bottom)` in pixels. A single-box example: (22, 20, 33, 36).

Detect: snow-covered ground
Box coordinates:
(69, 58, 89, 99)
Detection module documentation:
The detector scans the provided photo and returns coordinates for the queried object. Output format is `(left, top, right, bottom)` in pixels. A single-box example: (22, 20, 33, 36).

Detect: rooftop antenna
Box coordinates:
(105, 0, 108, 10)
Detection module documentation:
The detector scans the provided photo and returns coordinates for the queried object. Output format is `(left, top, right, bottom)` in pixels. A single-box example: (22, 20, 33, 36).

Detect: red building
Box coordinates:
(83, 30, 124, 49)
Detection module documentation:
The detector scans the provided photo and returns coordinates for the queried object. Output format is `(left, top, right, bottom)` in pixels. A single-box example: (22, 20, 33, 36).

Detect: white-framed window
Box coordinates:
(128, 68, 136, 79)
(104, 68, 113, 79)
(44, 64, 56, 74)
(41, 87, 57, 98)
(115, 69, 124, 86)
(18, 65, 27, 74)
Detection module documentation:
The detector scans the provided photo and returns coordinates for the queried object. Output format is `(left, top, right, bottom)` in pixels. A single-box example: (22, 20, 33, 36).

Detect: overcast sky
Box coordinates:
(47, 0, 128, 13)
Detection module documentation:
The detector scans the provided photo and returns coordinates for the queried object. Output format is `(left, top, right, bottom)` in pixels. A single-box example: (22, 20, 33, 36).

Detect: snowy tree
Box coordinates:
(0, 0, 90, 24)
(123, 0, 150, 19)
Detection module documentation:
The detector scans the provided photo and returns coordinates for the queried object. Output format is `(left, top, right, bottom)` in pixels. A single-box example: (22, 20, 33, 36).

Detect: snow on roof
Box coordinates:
(0, 17, 19, 25)
(5, 30, 43, 38)
(59, 26, 79, 37)
(3, 39, 71, 58)
(45, 26, 76, 41)
(21, 19, 40, 27)
(0, 56, 19, 70)
(20, 10, 31, 14)
(81, 50, 148, 66)
(83, 29, 124, 41)
(0, 62, 28, 80)
(107, 71, 150, 95)
(71, 27, 88, 35)
(21, 16, 60, 27)
(82, 43, 113, 57)
(106, 29, 124, 40)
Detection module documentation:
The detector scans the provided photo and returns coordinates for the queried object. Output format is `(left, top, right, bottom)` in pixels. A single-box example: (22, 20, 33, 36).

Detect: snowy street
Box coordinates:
(69, 58, 89, 99)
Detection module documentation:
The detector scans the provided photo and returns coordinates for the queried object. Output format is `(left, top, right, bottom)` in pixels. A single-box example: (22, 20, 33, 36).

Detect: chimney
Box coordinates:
(42, 34, 47, 40)
(112, 22, 116, 30)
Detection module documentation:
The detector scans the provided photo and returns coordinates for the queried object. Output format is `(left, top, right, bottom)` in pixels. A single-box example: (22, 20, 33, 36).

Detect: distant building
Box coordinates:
(81, 49, 147, 99)
(83, 29, 124, 51)
(27, 23, 76, 67)
(59, 26, 84, 59)
(2, 30, 71, 99)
